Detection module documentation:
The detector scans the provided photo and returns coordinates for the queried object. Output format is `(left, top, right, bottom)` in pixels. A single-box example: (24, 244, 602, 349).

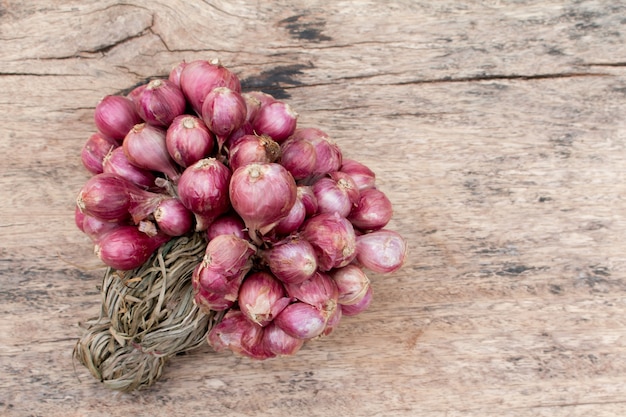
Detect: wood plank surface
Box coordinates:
(1, 1, 626, 416)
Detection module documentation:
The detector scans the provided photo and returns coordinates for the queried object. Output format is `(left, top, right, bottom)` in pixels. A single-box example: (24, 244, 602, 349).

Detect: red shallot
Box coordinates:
(348, 187, 393, 231)
(179, 58, 241, 115)
(341, 286, 373, 316)
(76, 173, 133, 222)
(81, 132, 117, 175)
(123, 123, 180, 182)
(168, 60, 187, 88)
(284, 271, 338, 312)
(193, 263, 245, 303)
(321, 303, 342, 336)
(238, 271, 290, 327)
(94, 95, 142, 142)
(229, 162, 297, 242)
(165, 115, 215, 168)
(207, 309, 272, 360)
(206, 213, 246, 241)
(262, 321, 304, 356)
(290, 128, 342, 180)
(102, 147, 156, 190)
(274, 302, 327, 340)
(264, 237, 318, 284)
(80, 212, 121, 242)
(137, 79, 186, 127)
(201, 87, 247, 151)
(94, 225, 170, 270)
(177, 158, 232, 231)
(200, 234, 256, 278)
(301, 212, 357, 271)
(228, 134, 280, 172)
(252, 101, 298, 143)
(153, 197, 193, 236)
(194, 285, 235, 312)
(312, 172, 360, 218)
(298, 185, 318, 217)
(273, 191, 306, 236)
(279, 136, 317, 181)
(340, 158, 376, 190)
(355, 229, 407, 274)
(330, 264, 370, 306)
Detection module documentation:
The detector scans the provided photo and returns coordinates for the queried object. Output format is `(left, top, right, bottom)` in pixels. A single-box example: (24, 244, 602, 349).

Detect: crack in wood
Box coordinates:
(83, 26, 152, 56)
(581, 62, 626, 67)
(393, 72, 610, 85)
(241, 70, 610, 94)
(0, 72, 86, 77)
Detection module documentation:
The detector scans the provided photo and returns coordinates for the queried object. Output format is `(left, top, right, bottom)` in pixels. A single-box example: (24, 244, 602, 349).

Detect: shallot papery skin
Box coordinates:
(81, 132, 117, 174)
(330, 264, 370, 306)
(301, 212, 357, 271)
(340, 285, 372, 316)
(207, 309, 273, 359)
(206, 213, 246, 241)
(201, 234, 256, 277)
(252, 101, 298, 143)
(123, 123, 180, 181)
(329, 171, 360, 205)
(348, 188, 393, 231)
(94, 95, 142, 141)
(265, 237, 318, 284)
(194, 285, 235, 312)
(179, 59, 241, 115)
(229, 162, 297, 240)
(76, 173, 132, 222)
(274, 302, 327, 340)
(177, 158, 232, 229)
(355, 229, 407, 274)
(192, 263, 245, 303)
(94, 225, 170, 270)
(137, 79, 186, 127)
(238, 271, 290, 327)
(166, 115, 215, 168)
(126, 187, 168, 224)
(284, 271, 338, 312)
(321, 302, 342, 336)
(262, 321, 304, 356)
(245, 91, 276, 107)
(153, 197, 193, 236)
(102, 147, 156, 189)
(340, 158, 376, 191)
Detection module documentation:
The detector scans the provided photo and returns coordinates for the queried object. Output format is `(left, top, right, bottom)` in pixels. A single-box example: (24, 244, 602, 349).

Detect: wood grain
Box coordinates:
(1, 0, 626, 416)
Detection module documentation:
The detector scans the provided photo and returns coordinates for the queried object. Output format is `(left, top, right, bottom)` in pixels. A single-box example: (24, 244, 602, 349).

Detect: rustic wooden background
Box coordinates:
(1, 0, 625, 416)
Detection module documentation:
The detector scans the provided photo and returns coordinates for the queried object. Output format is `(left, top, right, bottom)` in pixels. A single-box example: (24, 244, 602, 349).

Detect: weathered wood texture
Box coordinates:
(2, 0, 626, 416)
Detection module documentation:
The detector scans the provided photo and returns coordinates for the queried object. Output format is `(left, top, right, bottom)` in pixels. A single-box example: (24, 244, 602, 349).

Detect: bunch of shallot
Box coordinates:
(75, 58, 407, 360)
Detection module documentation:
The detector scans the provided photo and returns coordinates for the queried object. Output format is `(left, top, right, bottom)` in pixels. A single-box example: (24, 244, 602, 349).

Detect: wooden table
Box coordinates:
(2, 1, 625, 416)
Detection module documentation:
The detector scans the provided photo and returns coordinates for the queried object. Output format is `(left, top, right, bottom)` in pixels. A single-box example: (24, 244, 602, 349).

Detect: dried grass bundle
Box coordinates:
(73, 233, 216, 392)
